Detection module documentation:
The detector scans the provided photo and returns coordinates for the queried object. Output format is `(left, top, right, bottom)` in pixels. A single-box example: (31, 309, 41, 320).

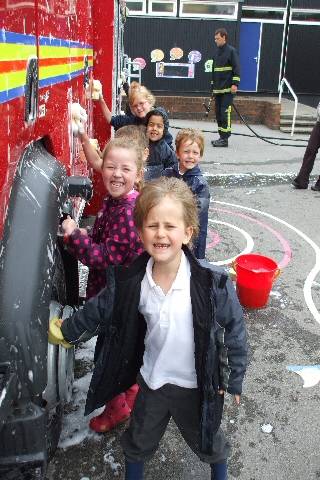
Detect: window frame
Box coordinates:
(126, 0, 147, 15)
(148, 0, 177, 16)
(290, 8, 320, 26)
(179, 1, 238, 20)
(241, 6, 286, 24)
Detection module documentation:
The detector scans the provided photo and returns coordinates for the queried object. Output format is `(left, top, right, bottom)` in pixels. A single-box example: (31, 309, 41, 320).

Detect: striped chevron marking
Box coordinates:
(0, 29, 93, 103)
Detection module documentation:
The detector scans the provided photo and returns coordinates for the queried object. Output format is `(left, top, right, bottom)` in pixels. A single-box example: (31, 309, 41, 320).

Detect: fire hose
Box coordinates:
(172, 95, 308, 148)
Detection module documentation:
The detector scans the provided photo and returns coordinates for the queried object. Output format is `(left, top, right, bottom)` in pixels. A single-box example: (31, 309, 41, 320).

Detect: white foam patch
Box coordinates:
(58, 337, 104, 449)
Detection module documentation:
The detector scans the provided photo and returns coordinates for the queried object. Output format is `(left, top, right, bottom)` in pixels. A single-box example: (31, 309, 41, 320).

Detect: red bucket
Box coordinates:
(233, 254, 280, 308)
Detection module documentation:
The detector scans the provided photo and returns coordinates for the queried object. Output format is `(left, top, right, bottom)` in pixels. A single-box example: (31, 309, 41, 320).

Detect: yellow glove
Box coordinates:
(48, 318, 73, 349)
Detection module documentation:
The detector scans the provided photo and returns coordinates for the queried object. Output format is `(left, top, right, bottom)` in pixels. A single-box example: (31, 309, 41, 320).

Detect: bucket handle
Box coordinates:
(273, 268, 281, 281)
(231, 261, 281, 281)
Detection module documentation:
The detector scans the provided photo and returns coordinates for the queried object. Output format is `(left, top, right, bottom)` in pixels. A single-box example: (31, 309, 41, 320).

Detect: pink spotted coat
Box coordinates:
(64, 190, 143, 299)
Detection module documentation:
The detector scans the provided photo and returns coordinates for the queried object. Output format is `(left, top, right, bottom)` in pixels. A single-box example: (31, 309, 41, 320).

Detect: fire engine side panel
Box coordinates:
(0, 3, 37, 238)
(86, 0, 117, 214)
(36, 0, 93, 173)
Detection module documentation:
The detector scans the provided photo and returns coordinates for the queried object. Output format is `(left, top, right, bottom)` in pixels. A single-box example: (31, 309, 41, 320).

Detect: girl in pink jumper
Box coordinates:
(62, 136, 146, 432)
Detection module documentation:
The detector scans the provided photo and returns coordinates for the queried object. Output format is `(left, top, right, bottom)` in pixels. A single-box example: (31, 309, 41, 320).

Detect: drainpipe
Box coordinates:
(235, 0, 243, 50)
(279, 0, 292, 88)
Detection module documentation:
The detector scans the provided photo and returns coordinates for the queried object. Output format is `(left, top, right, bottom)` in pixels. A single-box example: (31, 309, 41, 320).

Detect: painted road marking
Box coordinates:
(287, 365, 320, 388)
(212, 200, 320, 325)
(208, 220, 254, 266)
(211, 207, 292, 269)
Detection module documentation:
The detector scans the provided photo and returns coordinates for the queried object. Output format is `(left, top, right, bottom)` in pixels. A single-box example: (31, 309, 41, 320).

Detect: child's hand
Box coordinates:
(91, 79, 102, 100)
(234, 394, 241, 405)
(62, 216, 78, 235)
(48, 318, 72, 349)
(71, 102, 87, 136)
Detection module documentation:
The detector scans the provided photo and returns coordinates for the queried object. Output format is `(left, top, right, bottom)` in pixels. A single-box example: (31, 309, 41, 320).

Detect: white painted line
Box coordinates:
(213, 200, 320, 324)
(208, 219, 254, 266)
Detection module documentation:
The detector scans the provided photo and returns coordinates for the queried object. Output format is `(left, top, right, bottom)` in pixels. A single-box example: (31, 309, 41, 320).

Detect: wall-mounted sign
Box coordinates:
(151, 49, 165, 62)
(188, 50, 202, 63)
(169, 47, 184, 60)
(156, 62, 195, 79)
(132, 57, 146, 70)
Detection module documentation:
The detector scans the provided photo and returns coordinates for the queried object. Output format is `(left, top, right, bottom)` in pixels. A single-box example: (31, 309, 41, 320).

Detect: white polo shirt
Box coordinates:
(139, 251, 197, 390)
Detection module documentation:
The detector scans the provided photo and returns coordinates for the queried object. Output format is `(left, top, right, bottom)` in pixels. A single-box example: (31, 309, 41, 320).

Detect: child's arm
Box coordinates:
(192, 181, 210, 258)
(163, 144, 178, 170)
(62, 216, 87, 236)
(98, 95, 112, 124)
(64, 205, 142, 269)
(49, 286, 111, 346)
(79, 132, 103, 172)
(215, 274, 248, 397)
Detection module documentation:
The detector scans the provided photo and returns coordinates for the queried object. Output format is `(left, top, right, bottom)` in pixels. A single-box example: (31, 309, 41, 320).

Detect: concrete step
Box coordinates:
(280, 119, 315, 126)
(280, 126, 313, 134)
(280, 113, 316, 121)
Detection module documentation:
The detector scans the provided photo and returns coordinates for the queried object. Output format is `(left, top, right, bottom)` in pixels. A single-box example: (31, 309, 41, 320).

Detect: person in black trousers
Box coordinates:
(211, 28, 240, 148)
(292, 102, 320, 191)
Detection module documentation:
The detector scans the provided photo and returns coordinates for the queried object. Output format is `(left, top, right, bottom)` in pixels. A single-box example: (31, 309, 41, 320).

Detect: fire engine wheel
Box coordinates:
(44, 243, 77, 462)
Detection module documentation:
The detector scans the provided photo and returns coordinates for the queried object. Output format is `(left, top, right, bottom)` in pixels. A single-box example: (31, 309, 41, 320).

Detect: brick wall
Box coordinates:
(155, 95, 281, 130)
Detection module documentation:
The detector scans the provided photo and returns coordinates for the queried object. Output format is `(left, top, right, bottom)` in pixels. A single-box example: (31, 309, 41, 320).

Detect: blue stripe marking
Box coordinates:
(0, 85, 25, 104)
(0, 29, 36, 45)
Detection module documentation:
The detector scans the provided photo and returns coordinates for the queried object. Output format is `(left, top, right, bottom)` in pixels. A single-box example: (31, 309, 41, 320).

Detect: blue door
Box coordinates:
(239, 22, 261, 92)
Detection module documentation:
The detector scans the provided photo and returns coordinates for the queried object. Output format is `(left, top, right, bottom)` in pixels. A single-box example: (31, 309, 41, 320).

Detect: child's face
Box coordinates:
(130, 95, 152, 118)
(102, 147, 142, 198)
(139, 196, 193, 268)
(146, 115, 164, 142)
(176, 140, 201, 174)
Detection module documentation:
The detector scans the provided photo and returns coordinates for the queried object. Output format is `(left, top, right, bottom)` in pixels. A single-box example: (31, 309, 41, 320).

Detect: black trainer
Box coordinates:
(292, 179, 308, 189)
(311, 184, 320, 191)
(211, 138, 228, 148)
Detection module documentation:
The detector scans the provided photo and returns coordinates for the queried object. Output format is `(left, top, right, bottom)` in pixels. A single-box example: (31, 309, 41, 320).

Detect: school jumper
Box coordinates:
(64, 190, 143, 300)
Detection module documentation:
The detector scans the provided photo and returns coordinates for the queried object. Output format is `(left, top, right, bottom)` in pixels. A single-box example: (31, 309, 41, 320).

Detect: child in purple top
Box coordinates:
(63, 189, 142, 299)
(62, 136, 146, 433)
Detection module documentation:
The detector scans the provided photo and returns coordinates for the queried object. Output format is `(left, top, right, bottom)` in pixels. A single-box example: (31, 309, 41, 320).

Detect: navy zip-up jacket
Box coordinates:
(164, 164, 210, 259)
(147, 139, 177, 169)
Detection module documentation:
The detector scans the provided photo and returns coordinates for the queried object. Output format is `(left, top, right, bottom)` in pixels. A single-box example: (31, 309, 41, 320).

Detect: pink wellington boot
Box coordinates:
(89, 393, 131, 433)
(125, 384, 139, 411)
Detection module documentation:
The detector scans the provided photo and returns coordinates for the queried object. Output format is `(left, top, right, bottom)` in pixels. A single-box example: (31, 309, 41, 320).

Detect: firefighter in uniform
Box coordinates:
(211, 28, 240, 148)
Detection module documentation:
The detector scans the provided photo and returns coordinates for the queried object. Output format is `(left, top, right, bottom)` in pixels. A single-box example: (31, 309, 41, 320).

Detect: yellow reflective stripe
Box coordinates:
(39, 46, 93, 58)
(219, 126, 231, 133)
(213, 88, 231, 94)
(39, 60, 91, 80)
(0, 70, 26, 90)
(39, 64, 70, 80)
(0, 43, 36, 61)
(232, 76, 240, 82)
(214, 66, 232, 72)
(39, 45, 69, 58)
(227, 105, 231, 131)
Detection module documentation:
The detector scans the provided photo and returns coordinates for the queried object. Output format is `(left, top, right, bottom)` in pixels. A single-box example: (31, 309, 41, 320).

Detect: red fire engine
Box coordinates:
(0, 1, 126, 477)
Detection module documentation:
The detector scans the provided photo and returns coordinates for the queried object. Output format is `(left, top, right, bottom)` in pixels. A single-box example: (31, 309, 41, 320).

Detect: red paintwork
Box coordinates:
(0, 0, 120, 237)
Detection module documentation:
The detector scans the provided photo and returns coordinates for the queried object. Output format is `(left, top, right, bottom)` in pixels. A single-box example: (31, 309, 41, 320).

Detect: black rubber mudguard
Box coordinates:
(0, 140, 67, 400)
